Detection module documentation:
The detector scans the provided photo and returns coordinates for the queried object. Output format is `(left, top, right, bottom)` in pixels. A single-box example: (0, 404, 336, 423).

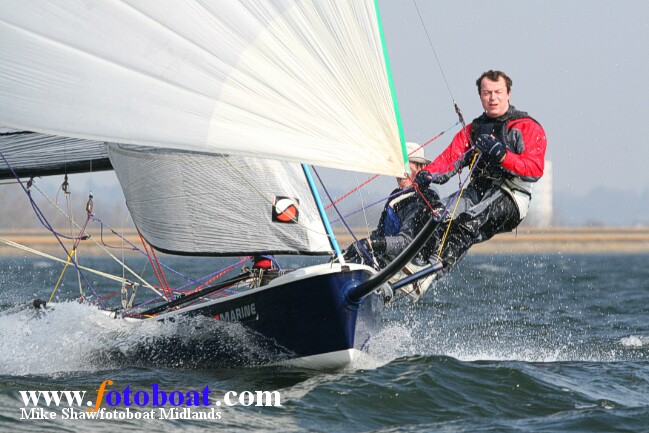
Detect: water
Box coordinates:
(1, 253, 649, 432)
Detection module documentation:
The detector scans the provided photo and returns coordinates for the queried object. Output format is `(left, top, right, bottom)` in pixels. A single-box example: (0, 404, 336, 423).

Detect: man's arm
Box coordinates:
(500, 120, 546, 181)
(382, 202, 422, 257)
(422, 126, 472, 185)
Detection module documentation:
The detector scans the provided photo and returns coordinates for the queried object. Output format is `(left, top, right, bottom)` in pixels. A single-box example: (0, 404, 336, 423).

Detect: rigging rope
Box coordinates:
(187, 257, 250, 295)
(312, 166, 379, 267)
(325, 122, 458, 211)
(28, 182, 162, 296)
(411, 0, 473, 151)
(433, 152, 481, 263)
(49, 248, 76, 303)
(411, 0, 455, 103)
(0, 151, 104, 305)
(93, 217, 199, 286)
(88, 217, 250, 306)
(0, 179, 25, 186)
(137, 229, 173, 301)
(48, 206, 92, 302)
(0, 237, 133, 284)
(27, 172, 245, 304)
(354, 171, 374, 245)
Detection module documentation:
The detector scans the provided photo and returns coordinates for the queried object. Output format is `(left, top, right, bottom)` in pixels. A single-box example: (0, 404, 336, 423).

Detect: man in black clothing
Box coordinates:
(414, 70, 547, 271)
(344, 142, 439, 273)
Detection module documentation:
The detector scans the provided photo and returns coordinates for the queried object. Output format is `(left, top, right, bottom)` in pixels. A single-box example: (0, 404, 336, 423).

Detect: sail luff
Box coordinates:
(373, 0, 408, 175)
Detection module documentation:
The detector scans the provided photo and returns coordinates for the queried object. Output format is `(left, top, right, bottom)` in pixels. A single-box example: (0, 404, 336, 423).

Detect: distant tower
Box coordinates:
(524, 160, 553, 227)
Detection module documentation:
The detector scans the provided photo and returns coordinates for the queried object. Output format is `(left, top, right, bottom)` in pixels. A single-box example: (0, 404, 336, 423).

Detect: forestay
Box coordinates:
(0, 0, 406, 177)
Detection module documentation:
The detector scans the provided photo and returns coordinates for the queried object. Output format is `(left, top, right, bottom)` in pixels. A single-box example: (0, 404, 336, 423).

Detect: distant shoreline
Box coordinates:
(336, 226, 649, 255)
(0, 229, 142, 258)
(1, 227, 649, 258)
(469, 226, 649, 254)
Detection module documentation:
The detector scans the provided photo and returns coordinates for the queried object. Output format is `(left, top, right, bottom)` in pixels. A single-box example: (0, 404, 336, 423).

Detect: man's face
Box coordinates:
(480, 77, 510, 118)
(396, 162, 422, 189)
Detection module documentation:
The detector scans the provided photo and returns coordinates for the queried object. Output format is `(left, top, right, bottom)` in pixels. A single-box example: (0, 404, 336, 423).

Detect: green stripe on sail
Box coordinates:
(374, 0, 408, 174)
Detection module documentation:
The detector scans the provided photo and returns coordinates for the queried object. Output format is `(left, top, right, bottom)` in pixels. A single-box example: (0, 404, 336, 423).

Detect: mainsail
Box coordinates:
(107, 143, 331, 255)
(0, 127, 111, 179)
(0, 0, 406, 176)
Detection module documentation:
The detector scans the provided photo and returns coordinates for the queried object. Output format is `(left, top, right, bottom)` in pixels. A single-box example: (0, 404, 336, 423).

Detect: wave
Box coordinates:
(0, 301, 291, 375)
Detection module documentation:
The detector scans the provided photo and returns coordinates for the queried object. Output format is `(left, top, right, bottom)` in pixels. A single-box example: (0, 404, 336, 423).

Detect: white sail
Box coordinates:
(0, 127, 110, 178)
(0, 0, 406, 176)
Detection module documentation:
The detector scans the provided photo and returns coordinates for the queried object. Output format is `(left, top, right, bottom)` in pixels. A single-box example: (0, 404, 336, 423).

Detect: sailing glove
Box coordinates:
(414, 170, 433, 188)
(343, 237, 386, 262)
(368, 237, 387, 254)
(475, 134, 506, 164)
(354, 238, 386, 255)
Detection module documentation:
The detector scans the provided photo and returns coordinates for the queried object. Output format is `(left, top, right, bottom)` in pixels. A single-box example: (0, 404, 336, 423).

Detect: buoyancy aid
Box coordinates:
(470, 106, 541, 220)
(383, 191, 415, 236)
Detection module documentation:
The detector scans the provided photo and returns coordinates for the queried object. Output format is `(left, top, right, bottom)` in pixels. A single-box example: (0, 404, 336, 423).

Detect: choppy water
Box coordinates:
(1, 253, 649, 432)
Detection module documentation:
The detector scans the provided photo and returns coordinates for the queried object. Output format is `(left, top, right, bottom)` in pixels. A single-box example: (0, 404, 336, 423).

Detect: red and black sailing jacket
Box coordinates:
(423, 106, 547, 186)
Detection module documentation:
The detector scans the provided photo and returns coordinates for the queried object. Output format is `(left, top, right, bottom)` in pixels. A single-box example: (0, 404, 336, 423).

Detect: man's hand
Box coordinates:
(414, 170, 433, 188)
(475, 134, 506, 164)
(354, 237, 386, 254)
(343, 237, 386, 262)
(368, 237, 386, 253)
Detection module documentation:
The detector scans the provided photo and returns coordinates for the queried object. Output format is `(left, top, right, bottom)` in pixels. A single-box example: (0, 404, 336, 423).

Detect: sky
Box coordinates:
(11, 0, 649, 226)
(379, 0, 649, 198)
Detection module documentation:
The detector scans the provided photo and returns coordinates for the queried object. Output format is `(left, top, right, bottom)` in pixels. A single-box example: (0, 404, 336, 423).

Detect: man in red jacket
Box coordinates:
(415, 70, 547, 270)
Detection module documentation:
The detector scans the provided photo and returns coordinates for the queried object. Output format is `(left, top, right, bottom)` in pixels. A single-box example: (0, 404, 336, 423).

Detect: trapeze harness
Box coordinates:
(470, 107, 541, 220)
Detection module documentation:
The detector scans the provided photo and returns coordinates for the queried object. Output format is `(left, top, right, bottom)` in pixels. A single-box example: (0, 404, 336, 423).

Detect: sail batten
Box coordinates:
(0, 0, 406, 176)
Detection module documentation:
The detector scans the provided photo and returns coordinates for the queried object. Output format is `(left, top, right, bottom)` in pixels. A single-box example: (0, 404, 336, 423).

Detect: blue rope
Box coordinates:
(0, 151, 105, 306)
(94, 217, 200, 284)
(258, 254, 282, 270)
(329, 146, 475, 225)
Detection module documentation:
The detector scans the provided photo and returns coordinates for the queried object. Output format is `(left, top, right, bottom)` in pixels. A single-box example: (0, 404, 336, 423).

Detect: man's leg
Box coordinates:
(439, 188, 519, 268)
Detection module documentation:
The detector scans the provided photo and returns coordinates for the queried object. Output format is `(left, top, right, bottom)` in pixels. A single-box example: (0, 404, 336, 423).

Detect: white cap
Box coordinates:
(406, 142, 430, 164)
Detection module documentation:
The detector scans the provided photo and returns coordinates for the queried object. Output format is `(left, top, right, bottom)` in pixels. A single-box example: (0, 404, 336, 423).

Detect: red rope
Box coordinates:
(69, 211, 92, 251)
(324, 174, 380, 210)
(150, 246, 171, 294)
(413, 183, 438, 218)
(137, 229, 173, 301)
(94, 290, 121, 304)
(189, 257, 250, 294)
(324, 127, 453, 210)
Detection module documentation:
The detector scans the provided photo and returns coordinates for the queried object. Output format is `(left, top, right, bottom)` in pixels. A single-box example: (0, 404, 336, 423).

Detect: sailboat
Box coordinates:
(0, 0, 442, 368)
